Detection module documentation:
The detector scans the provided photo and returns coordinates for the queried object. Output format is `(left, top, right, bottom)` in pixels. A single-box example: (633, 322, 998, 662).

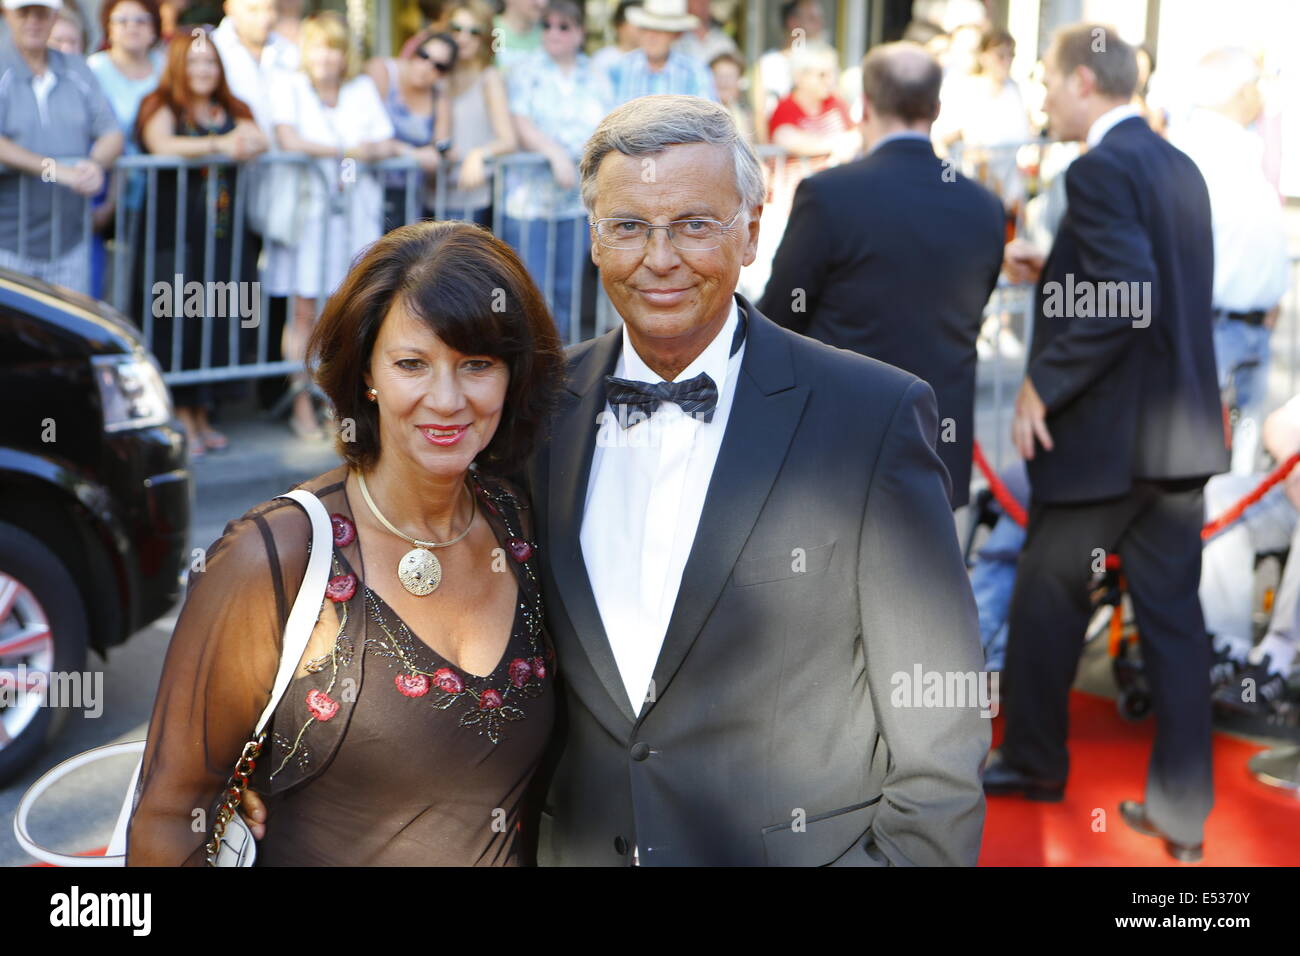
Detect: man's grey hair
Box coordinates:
(1190, 47, 1260, 109)
(579, 95, 766, 215)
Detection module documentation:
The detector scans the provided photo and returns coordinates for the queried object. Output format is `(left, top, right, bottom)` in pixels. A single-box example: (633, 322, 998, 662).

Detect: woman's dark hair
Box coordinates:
(309, 221, 566, 477)
(401, 25, 459, 67)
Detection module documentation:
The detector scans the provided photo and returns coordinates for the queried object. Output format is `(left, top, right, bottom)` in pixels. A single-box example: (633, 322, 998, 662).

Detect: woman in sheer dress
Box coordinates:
(126, 221, 565, 865)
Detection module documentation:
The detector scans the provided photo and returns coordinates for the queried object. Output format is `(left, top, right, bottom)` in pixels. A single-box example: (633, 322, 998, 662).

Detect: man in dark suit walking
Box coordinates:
(530, 95, 989, 865)
(983, 25, 1228, 862)
(758, 42, 1006, 509)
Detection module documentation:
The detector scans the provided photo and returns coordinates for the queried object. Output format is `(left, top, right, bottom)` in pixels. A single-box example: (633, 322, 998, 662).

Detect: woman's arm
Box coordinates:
(125, 513, 296, 866)
(512, 112, 576, 189)
(434, 86, 452, 146)
(143, 108, 233, 158)
(275, 122, 346, 159)
(364, 56, 390, 99)
(479, 67, 519, 158)
(771, 123, 842, 157)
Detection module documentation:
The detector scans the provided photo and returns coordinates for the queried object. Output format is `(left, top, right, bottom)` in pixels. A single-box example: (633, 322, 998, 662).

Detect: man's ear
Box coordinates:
(741, 205, 763, 268)
(1074, 64, 1097, 100)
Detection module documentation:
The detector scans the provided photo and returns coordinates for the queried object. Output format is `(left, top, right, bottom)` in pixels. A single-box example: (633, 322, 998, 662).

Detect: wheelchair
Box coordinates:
(963, 487, 1294, 725)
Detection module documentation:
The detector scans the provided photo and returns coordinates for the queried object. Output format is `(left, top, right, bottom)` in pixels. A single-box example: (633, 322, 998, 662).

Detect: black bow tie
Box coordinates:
(603, 312, 747, 427)
(605, 371, 720, 424)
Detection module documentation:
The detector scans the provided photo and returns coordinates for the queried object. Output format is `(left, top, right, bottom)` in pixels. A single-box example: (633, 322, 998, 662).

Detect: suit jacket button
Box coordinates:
(614, 836, 628, 855)
(630, 742, 651, 761)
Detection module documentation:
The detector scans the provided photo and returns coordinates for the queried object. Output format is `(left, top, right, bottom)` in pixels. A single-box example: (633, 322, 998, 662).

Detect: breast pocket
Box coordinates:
(731, 541, 835, 588)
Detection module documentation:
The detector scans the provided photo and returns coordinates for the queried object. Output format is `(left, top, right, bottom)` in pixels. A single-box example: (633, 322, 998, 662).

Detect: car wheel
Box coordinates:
(0, 522, 89, 786)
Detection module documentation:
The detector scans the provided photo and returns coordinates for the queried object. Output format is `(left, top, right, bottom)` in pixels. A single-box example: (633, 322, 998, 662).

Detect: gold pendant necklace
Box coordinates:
(355, 470, 476, 596)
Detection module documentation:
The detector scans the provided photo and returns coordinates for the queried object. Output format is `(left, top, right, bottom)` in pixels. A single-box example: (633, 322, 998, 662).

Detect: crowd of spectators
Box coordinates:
(0, 0, 1292, 472)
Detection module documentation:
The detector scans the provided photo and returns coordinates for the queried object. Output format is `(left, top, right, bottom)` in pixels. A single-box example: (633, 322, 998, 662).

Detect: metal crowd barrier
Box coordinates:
(3, 165, 94, 295)
(95, 151, 608, 391)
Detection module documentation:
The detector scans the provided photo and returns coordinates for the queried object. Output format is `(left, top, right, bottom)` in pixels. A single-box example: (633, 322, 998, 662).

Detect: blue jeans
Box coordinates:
(502, 215, 587, 342)
(970, 462, 1031, 671)
(1214, 316, 1271, 474)
(971, 515, 1026, 671)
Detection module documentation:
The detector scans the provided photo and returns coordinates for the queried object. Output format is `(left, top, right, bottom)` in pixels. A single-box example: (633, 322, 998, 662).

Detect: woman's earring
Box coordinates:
(366, 387, 378, 401)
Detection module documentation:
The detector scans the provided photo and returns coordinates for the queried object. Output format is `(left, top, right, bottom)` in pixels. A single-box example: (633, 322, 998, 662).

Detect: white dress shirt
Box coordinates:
(30, 69, 56, 126)
(581, 301, 745, 714)
(1085, 102, 1142, 148)
(1171, 108, 1290, 312)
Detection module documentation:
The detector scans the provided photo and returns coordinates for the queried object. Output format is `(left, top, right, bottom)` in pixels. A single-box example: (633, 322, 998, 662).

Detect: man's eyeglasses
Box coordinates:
(451, 23, 483, 36)
(591, 209, 745, 251)
(542, 19, 574, 32)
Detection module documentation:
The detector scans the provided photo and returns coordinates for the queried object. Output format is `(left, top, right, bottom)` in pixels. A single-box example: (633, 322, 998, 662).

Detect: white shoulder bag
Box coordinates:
(13, 489, 334, 867)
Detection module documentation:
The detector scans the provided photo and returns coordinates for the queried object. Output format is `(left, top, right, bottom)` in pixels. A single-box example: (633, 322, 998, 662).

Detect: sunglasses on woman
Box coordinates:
(416, 48, 452, 71)
(542, 19, 574, 32)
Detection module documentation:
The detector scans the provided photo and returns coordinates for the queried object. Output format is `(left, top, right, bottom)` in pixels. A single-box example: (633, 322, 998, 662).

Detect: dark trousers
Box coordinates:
(1001, 478, 1213, 845)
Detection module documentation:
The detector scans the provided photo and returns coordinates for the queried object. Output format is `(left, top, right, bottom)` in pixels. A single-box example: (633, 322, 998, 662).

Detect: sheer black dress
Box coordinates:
(125, 465, 554, 866)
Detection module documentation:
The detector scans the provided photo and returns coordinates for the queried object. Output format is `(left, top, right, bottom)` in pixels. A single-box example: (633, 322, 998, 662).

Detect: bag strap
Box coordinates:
(253, 488, 334, 736)
(15, 488, 334, 866)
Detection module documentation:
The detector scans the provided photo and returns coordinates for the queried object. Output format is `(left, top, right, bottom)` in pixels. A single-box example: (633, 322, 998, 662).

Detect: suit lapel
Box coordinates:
(547, 328, 640, 725)
(641, 297, 808, 722)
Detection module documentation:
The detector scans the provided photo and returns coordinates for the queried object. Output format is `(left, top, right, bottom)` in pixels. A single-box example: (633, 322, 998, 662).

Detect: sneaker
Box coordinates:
(1213, 656, 1287, 716)
(1208, 640, 1246, 691)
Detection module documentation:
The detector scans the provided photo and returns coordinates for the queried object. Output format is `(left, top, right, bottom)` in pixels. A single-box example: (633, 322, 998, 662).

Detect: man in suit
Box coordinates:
(984, 25, 1228, 862)
(529, 94, 989, 865)
(758, 42, 1006, 509)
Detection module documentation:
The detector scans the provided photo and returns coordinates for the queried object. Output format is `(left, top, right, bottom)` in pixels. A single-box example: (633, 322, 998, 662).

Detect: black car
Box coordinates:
(0, 268, 190, 783)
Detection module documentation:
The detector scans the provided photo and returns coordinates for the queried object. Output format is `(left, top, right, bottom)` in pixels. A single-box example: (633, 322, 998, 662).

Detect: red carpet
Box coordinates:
(980, 691, 1300, 865)
(23, 694, 1300, 867)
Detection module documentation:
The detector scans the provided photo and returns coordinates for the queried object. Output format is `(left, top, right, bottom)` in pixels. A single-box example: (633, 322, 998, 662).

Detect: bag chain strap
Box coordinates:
(204, 733, 266, 866)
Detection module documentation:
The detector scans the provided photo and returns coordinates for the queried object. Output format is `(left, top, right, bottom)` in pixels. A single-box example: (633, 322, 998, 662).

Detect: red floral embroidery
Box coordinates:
(508, 658, 532, 689)
(474, 483, 500, 515)
(395, 673, 430, 697)
(325, 573, 357, 602)
(479, 688, 504, 710)
(531, 656, 547, 680)
(432, 667, 464, 695)
(506, 538, 533, 562)
(331, 513, 356, 547)
(306, 689, 339, 721)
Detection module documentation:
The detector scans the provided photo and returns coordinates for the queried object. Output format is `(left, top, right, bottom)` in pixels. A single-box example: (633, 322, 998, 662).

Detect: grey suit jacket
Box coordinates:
(526, 295, 990, 866)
